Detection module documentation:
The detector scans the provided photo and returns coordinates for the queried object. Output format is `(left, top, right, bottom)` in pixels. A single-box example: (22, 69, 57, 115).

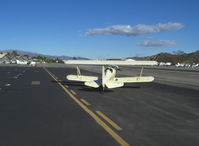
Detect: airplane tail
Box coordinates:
(105, 80, 124, 88)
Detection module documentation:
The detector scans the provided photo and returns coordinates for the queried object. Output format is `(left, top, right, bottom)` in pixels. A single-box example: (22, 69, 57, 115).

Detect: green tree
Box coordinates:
(12, 51, 19, 56)
(72, 57, 77, 60)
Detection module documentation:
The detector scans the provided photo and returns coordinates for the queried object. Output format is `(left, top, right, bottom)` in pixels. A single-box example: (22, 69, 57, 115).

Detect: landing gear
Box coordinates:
(99, 85, 105, 93)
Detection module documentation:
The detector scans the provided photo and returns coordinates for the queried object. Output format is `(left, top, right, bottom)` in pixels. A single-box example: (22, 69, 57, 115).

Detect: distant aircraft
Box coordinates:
(63, 60, 157, 90)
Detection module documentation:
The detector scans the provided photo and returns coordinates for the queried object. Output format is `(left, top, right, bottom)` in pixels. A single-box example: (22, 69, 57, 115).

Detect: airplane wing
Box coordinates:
(114, 76, 154, 83)
(67, 75, 98, 82)
(63, 60, 157, 66)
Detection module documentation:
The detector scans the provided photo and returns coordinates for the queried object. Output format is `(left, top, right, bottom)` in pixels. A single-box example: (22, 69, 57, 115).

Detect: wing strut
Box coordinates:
(77, 65, 81, 76)
(102, 66, 105, 91)
(139, 67, 144, 77)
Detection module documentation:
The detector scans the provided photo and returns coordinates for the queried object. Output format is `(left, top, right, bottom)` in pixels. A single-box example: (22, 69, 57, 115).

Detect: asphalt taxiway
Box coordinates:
(0, 65, 199, 146)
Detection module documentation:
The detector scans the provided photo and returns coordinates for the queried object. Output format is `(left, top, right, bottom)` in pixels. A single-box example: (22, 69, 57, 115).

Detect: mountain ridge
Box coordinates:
(127, 50, 199, 64)
(0, 49, 89, 60)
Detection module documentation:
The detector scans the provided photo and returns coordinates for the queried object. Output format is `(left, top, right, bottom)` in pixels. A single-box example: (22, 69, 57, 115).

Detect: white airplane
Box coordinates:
(63, 60, 157, 90)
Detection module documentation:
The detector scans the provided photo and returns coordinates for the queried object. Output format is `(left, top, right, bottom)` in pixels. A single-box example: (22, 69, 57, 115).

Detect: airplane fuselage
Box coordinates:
(102, 67, 117, 88)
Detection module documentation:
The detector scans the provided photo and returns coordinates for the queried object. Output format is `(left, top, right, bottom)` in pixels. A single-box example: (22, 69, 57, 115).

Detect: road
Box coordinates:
(0, 65, 199, 146)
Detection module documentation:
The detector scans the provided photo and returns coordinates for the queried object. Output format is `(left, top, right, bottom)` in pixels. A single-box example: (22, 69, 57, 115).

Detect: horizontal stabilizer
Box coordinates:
(67, 75, 98, 82)
(105, 81, 124, 89)
(63, 60, 157, 66)
(115, 76, 154, 83)
(85, 80, 100, 88)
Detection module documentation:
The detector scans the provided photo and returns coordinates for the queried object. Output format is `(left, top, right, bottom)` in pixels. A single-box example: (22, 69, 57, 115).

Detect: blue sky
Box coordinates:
(0, 0, 198, 59)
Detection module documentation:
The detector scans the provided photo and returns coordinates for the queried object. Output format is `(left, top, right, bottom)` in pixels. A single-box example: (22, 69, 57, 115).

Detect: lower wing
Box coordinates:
(67, 75, 98, 82)
(114, 76, 154, 83)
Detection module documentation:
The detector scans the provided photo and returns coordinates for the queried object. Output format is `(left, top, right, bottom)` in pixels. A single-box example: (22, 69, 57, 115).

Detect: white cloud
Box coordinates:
(138, 38, 177, 47)
(85, 22, 184, 36)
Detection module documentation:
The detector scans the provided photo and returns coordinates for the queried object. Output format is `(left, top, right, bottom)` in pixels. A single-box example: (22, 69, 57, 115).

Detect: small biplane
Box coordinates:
(63, 60, 157, 90)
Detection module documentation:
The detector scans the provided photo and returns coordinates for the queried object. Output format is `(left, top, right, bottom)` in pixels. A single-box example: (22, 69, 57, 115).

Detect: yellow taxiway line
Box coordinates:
(80, 98, 91, 106)
(43, 67, 129, 146)
(96, 111, 122, 131)
(70, 89, 77, 95)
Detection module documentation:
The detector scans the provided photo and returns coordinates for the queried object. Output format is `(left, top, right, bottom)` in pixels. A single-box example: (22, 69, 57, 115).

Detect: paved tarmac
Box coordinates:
(0, 65, 199, 146)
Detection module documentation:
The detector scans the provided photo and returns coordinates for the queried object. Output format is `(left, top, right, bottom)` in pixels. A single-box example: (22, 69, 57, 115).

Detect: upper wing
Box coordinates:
(114, 76, 154, 83)
(63, 60, 157, 66)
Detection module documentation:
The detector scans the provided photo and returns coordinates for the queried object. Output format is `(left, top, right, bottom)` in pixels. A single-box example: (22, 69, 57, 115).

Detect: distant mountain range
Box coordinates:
(127, 50, 199, 64)
(1, 49, 199, 64)
(0, 49, 89, 60)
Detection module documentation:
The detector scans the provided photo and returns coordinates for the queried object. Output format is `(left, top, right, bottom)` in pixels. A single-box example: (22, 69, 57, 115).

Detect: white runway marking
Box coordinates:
(31, 81, 40, 85)
(5, 84, 11, 87)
